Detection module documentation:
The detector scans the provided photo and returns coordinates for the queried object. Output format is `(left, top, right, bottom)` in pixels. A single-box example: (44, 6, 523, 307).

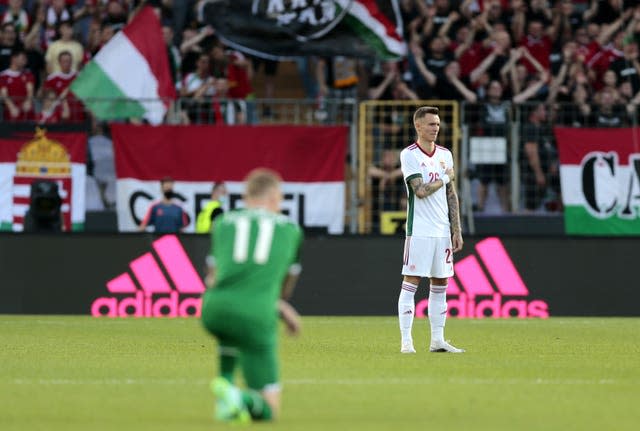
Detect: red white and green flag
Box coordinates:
(203, 0, 406, 59)
(555, 127, 640, 235)
(70, 6, 176, 125)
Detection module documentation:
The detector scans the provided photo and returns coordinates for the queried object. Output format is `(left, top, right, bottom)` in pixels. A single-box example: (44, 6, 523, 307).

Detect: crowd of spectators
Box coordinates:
(3, 0, 640, 126)
(365, 0, 640, 217)
(1, 0, 133, 123)
(2, 0, 639, 216)
(403, 0, 640, 128)
(0, 0, 257, 125)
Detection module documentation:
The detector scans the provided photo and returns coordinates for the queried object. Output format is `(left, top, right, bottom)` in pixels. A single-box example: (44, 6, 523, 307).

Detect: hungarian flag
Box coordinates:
(70, 6, 176, 125)
(203, 0, 406, 59)
(554, 127, 640, 235)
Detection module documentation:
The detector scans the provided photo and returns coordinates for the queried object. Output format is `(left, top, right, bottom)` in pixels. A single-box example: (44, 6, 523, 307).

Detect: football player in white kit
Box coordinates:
(398, 106, 465, 353)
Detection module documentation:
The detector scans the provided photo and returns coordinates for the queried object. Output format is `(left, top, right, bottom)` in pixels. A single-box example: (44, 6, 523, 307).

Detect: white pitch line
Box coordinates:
(0, 319, 196, 327)
(285, 377, 622, 385)
(9, 378, 207, 386)
(7, 377, 628, 386)
(0, 320, 92, 326)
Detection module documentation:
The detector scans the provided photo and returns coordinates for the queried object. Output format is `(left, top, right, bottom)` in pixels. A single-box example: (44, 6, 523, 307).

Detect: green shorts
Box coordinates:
(201, 291, 279, 390)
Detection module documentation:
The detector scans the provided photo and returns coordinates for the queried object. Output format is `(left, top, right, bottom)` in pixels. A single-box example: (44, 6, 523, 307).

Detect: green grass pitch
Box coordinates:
(1, 316, 639, 430)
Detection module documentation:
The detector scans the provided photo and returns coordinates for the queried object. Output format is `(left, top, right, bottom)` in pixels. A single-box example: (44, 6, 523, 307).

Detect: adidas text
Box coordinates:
(415, 237, 550, 319)
(417, 293, 549, 319)
(90, 235, 205, 318)
(91, 291, 201, 318)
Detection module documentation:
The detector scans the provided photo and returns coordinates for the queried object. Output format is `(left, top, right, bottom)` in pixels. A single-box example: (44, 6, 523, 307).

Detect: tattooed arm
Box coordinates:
(408, 176, 445, 198)
(446, 179, 464, 252)
(409, 167, 454, 198)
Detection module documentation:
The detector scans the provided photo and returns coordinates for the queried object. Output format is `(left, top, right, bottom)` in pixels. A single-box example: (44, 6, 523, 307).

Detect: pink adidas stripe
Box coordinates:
(475, 238, 529, 295)
(153, 235, 205, 294)
(106, 272, 137, 293)
(448, 278, 461, 294)
(130, 252, 172, 294)
(454, 255, 494, 296)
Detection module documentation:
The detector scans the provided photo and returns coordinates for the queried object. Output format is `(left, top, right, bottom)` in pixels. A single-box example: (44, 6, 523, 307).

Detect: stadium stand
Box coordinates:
(2, 0, 640, 233)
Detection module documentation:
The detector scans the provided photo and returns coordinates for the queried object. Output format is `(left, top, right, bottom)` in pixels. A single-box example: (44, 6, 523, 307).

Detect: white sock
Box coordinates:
(398, 281, 417, 342)
(428, 285, 448, 343)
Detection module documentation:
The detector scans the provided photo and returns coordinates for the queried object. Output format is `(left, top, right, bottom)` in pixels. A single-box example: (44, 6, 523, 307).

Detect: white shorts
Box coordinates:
(401, 236, 454, 278)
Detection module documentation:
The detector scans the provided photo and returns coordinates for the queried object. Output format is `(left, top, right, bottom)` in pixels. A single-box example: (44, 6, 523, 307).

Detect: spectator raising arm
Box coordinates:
(513, 71, 549, 104)
(394, 80, 419, 100)
(445, 62, 477, 103)
(596, 11, 631, 47)
(500, 48, 523, 90)
(438, 10, 461, 44)
(583, 0, 599, 23)
(454, 21, 477, 59)
(367, 63, 398, 100)
(511, 0, 527, 41)
(409, 41, 437, 87)
(547, 43, 576, 103)
(420, 4, 436, 40)
(470, 48, 499, 84)
(180, 26, 214, 55)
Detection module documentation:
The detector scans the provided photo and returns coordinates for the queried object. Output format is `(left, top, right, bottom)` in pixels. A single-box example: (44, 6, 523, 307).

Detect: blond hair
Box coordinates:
(244, 168, 282, 199)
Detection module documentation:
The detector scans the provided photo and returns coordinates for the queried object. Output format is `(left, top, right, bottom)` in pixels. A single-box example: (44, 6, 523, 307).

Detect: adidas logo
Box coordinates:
(91, 235, 205, 318)
(416, 237, 549, 319)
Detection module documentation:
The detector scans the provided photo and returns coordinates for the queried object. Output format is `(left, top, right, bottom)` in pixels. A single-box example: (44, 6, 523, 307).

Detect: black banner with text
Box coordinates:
(0, 234, 638, 317)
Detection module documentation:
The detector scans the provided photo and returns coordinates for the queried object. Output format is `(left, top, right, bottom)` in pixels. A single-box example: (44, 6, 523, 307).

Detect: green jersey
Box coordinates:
(203, 208, 303, 330)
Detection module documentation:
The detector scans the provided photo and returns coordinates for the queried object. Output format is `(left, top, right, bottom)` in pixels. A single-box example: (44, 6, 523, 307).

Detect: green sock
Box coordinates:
(241, 390, 273, 421)
(218, 348, 237, 383)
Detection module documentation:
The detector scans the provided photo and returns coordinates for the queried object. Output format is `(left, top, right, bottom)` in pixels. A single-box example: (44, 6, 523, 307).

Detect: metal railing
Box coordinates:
(0, 95, 357, 126)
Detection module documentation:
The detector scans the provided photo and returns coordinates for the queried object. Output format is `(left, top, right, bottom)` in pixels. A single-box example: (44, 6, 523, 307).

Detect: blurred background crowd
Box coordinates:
(2, 0, 639, 224)
(2, 0, 640, 124)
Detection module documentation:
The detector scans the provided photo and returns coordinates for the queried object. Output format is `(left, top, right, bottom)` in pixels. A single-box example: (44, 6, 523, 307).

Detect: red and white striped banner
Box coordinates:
(111, 124, 349, 234)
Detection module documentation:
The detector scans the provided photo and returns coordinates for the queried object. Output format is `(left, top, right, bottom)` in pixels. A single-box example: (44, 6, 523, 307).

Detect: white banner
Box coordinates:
(116, 179, 345, 234)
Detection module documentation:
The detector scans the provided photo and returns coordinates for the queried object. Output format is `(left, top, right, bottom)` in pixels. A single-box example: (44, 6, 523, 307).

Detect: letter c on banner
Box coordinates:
(129, 191, 153, 226)
(582, 153, 617, 217)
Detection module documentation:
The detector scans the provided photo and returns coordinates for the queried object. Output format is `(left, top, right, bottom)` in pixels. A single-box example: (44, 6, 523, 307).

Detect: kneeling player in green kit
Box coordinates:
(201, 168, 303, 424)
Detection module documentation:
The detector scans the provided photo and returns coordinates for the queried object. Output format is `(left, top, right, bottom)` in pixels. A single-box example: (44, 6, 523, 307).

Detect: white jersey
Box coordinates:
(400, 142, 453, 238)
